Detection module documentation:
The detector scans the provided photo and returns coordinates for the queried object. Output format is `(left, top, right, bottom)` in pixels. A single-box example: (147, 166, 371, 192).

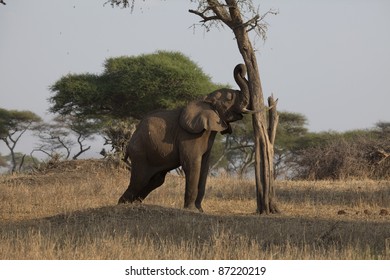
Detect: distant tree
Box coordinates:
(0, 152, 7, 168)
(34, 121, 73, 160)
(209, 116, 254, 178)
(49, 51, 222, 121)
(374, 121, 390, 139)
(274, 112, 308, 178)
(62, 115, 99, 159)
(210, 111, 308, 178)
(0, 108, 42, 173)
(34, 115, 99, 160)
(221, 116, 255, 178)
(2, 152, 41, 173)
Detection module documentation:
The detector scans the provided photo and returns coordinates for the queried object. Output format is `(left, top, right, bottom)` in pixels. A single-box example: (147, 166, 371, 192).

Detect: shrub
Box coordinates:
(292, 134, 389, 180)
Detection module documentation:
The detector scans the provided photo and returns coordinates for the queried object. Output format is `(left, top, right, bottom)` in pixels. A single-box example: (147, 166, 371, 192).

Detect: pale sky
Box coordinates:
(1, 0, 389, 156)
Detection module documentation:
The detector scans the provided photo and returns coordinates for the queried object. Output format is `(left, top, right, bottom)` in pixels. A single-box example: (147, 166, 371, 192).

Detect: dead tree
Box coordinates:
(189, 0, 280, 214)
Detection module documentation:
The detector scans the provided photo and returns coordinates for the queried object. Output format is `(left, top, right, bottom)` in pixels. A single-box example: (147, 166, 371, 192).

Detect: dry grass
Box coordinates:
(0, 159, 389, 259)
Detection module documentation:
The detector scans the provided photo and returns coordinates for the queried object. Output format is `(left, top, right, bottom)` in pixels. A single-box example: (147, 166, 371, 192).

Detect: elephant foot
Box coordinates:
(184, 205, 203, 213)
(195, 203, 204, 213)
(118, 196, 128, 204)
(118, 195, 142, 205)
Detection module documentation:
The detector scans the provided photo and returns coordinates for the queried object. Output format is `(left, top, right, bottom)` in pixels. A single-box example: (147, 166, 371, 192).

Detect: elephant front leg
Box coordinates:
(195, 151, 212, 212)
(182, 157, 202, 211)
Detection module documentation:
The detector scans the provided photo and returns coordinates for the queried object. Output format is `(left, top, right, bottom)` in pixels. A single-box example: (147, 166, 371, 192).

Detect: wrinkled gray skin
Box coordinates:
(118, 64, 250, 212)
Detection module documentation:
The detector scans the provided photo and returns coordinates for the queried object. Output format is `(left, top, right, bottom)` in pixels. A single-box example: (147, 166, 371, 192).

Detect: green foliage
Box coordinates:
(275, 111, 308, 151)
(49, 51, 220, 121)
(0, 108, 42, 137)
(49, 74, 101, 118)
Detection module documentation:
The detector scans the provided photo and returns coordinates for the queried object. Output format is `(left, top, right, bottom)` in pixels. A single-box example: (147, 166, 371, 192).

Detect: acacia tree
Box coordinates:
(106, 0, 279, 214)
(50, 51, 221, 121)
(34, 121, 73, 160)
(0, 108, 42, 173)
(34, 115, 99, 160)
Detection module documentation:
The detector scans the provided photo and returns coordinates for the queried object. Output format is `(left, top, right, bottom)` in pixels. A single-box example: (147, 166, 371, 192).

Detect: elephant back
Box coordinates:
(128, 109, 181, 163)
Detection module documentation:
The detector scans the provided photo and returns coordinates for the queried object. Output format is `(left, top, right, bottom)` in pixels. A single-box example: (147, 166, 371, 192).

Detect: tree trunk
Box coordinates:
(230, 7, 280, 214)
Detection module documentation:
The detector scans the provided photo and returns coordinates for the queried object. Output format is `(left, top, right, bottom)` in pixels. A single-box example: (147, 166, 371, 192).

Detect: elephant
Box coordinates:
(118, 63, 250, 212)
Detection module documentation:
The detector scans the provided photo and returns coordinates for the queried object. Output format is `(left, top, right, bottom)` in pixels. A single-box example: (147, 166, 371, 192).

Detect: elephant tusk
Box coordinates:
(242, 108, 264, 114)
(242, 100, 278, 114)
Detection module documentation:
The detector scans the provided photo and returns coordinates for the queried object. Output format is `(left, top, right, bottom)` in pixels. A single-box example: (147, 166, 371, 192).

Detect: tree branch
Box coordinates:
(104, 0, 130, 9)
(189, 0, 234, 29)
(268, 95, 279, 145)
(239, 14, 260, 31)
(189, 8, 219, 23)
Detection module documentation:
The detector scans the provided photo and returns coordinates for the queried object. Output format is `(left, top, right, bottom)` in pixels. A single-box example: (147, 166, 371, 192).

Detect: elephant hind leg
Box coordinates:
(118, 167, 169, 204)
(118, 163, 152, 204)
(137, 170, 168, 201)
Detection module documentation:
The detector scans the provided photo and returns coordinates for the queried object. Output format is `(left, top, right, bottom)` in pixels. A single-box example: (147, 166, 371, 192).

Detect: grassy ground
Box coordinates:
(0, 160, 389, 259)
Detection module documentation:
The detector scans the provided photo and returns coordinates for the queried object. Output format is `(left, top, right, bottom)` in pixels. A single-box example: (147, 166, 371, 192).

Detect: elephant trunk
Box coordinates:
(233, 64, 250, 112)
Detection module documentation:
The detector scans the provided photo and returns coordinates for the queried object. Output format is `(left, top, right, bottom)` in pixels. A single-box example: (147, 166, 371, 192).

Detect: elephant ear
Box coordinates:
(179, 101, 228, 134)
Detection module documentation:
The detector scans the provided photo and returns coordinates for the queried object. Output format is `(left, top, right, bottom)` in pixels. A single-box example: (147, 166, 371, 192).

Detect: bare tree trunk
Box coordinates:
(229, 10, 279, 214)
(18, 154, 26, 172)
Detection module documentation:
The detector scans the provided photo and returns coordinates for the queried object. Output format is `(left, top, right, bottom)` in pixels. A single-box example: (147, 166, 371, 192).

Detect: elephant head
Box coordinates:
(179, 64, 250, 135)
